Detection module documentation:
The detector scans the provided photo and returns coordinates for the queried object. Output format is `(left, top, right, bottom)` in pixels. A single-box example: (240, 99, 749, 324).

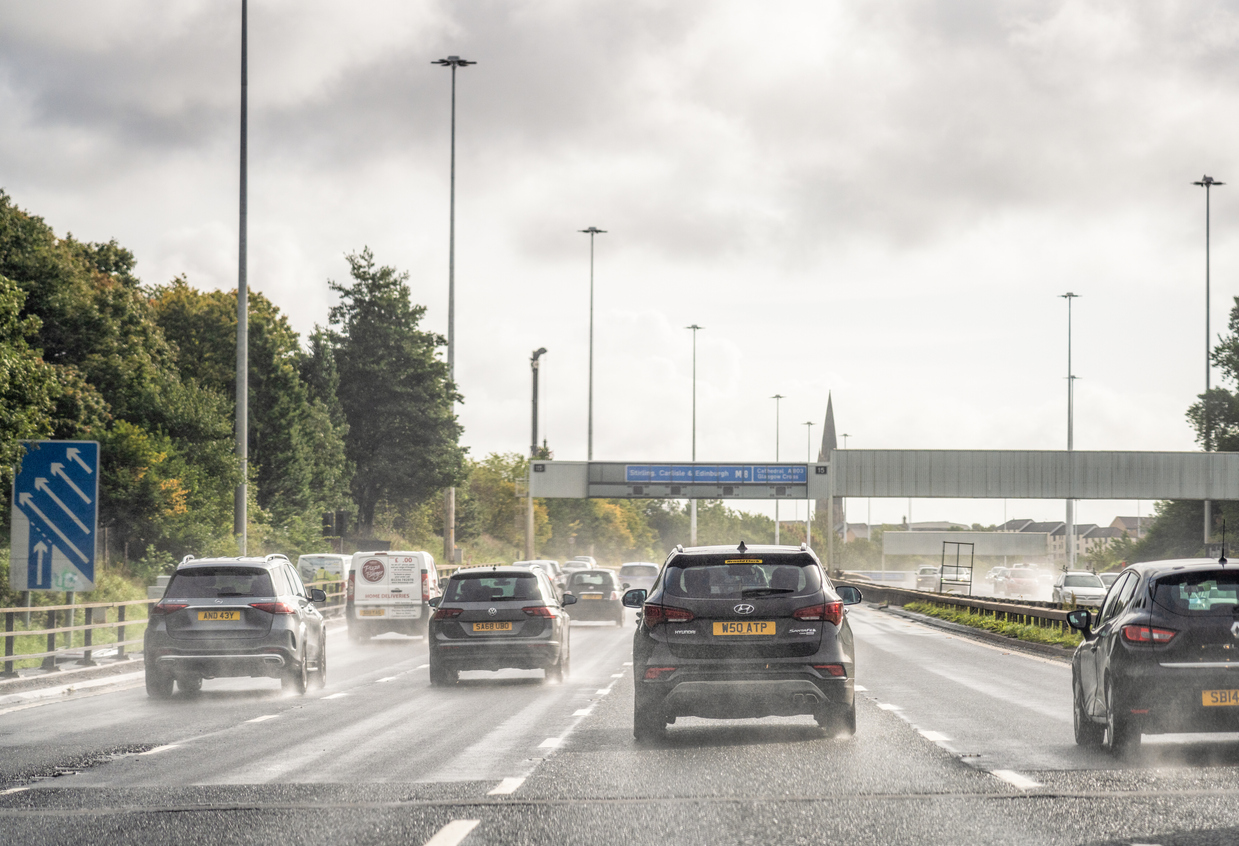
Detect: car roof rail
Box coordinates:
(675, 544, 684, 553)
(264, 553, 290, 563)
(800, 542, 808, 551)
(180, 554, 195, 565)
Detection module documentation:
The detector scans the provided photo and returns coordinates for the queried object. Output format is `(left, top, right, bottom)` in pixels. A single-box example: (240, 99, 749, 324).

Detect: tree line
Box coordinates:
(0, 192, 782, 593)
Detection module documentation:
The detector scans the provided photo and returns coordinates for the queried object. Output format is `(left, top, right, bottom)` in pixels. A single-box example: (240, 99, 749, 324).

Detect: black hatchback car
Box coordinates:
(1068, 558, 1239, 752)
(622, 543, 862, 740)
(428, 566, 576, 685)
(565, 569, 625, 625)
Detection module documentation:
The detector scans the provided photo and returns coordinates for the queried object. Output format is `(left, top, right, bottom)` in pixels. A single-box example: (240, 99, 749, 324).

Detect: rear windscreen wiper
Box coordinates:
(741, 588, 795, 598)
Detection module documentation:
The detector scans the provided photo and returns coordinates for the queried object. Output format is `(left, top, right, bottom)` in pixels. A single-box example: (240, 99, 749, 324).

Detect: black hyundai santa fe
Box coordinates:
(1068, 558, 1239, 752)
(623, 542, 862, 740)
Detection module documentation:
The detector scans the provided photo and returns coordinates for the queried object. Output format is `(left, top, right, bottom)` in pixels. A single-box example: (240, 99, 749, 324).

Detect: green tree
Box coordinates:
(328, 249, 466, 533)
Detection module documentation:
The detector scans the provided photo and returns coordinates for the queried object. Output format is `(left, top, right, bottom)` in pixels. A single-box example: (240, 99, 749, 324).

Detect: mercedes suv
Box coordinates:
(622, 542, 862, 741)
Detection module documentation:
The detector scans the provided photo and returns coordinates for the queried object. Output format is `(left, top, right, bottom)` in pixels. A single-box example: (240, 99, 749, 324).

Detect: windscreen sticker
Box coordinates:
(725, 558, 762, 564)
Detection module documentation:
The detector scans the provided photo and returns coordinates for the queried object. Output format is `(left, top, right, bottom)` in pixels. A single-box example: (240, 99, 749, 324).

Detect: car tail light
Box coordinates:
(422, 572, 430, 602)
(347, 571, 355, 602)
(1122, 625, 1176, 644)
(643, 667, 677, 680)
(523, 606, 554, 617)
(433, 606, 463, 620)
(642, 604, 695, 628)
(250, 602, 296, 615)
(610, 591, 620, 601)
(813, 664, 846, 677)
(793, 602, 843, 626)
(151, 603, 188, 616)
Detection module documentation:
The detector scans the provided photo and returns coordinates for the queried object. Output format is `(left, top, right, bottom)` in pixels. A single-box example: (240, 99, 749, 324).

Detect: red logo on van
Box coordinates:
(361, 559, 385, 582)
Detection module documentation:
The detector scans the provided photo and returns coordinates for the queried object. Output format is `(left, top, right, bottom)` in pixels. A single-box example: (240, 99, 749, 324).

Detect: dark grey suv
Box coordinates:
(623, 543, 861, 740)
(144, 554, 328, 697)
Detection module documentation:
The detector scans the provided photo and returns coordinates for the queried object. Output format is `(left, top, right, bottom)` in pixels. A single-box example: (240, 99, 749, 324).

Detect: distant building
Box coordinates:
(1110, 516, 1150, 540)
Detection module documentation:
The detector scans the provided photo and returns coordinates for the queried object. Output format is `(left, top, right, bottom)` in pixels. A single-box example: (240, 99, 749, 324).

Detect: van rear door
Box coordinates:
(353, 553, 418, 621)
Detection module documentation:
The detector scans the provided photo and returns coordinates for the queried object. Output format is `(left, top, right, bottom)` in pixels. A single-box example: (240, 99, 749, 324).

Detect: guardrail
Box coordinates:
(835, 579, 1072, 633)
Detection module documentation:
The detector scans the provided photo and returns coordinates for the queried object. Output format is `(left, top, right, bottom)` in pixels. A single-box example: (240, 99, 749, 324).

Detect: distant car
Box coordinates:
(144, 554, 328, 697)
(618, 562, 660, 593)
(565, 570, 625, 625)
(1068, 558, 1239, 752)
(915, 566, 940, 592)
(1004, 566, 1039, 598)
(1099, 572, 1120, 589)
(297, 553, 349, 585)
(427, 566, 575, 685)
(989, 567, 1010, 595)
(563, 558, 596, 574)
(513, 559, 566, 591)
(623, 543, 863, 740)
(1053, 571, 1107, 607)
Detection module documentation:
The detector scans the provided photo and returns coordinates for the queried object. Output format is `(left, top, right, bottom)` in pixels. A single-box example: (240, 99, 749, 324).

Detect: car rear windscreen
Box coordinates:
(663, 554, 822, 599)
(620, 565, 658, 577)
(166, 567, 274, 599)
(445, 574, 539, 602)
(570, 572, 613, 587)
(1064, 574, 1103, 588)
(1154, 571, 1239, 615)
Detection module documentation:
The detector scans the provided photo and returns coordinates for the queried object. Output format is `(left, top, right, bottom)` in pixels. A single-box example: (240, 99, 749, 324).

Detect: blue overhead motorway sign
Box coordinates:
(9, 440, 99, 592)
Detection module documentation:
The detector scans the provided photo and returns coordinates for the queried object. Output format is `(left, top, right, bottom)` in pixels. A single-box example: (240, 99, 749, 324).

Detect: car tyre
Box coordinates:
(816, 702, 856, 737)
(314, 633, 328, 689)
(429, 655, 457, 687)
(614, 610, 625, 626)
(283, 650, 309, 696)
(1073, 676, 1103, 747)
(145, 665, 174, 699)
(177, 674, 202, 696)
(633, 697, 667, 742)
(1102, 678, 1140, 753)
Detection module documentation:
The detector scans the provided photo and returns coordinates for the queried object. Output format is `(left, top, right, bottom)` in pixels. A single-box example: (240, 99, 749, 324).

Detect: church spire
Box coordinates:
(817, 392, 837, 462)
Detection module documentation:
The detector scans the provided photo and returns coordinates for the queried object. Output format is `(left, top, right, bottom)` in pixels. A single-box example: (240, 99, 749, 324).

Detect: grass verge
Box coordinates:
(902, 600, 1081, 649)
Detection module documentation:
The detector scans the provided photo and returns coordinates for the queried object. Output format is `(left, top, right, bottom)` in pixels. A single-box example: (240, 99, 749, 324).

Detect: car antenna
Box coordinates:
(1221, 520, 1228, 567)
(738, 540, 747, 554)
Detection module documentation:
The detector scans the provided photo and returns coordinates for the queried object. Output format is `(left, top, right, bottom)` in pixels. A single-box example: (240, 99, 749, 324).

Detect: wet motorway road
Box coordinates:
(4, 607, 1239, 845)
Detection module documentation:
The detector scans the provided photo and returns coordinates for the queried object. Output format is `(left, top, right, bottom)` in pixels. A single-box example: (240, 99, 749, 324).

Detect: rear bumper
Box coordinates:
(151, 648, 293, 679)
(431, 637, 563, 671)
(1118, 663, 1239, 732)
(643, 669, 853, 719)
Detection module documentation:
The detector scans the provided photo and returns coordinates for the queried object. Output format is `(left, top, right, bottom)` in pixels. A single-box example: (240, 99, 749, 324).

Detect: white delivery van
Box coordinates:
(297, 553, 350, 585)
(347, 550, 440, 640)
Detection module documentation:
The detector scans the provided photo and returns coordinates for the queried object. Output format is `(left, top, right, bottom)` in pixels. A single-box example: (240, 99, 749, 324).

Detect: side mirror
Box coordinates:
(562, 593, 578, 606)
(837, 585, 862, 606)
(310, 588, 327, 603)
(622, 589, 647, 608)
(622, 583, 631, 590)
(428, 596, 442, 607)
(1065, 608, 1091, 636)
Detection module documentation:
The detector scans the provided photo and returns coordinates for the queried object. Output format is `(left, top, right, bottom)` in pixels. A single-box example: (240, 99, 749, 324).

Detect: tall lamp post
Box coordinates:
(579, 227, 606, 460)
(433, 54, 475, 565)
(527, 347, 547, 559)
(840, 433, 850, 543)
(772, 394, 785, 544)
(1061, 292, 1080, 568)
(1194, 175, 1224, 547)
(804, 421, 815, 547)
(235, 0, 249, 555)
(687, 324, 703, 544)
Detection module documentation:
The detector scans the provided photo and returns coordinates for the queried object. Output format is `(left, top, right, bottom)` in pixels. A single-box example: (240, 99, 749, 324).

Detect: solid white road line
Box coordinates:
(918, 730, 951, 742)
(0, 786, 29, 795)
(246, 714, 279, 723)
(991, 769, 1041, 790)
(377, 677, 398, 683)
(572, 708, 592, 716)
(623, 661, 633, 666)
(423, 819, 480, 846)
(416, 663, 430, 669)
(854, 684, 868, 691)
(876, 702, 901, 711)
(487, 777, 525, 795)
(538, 737, 561, 749)
(322, 692, 348, 699)
(139, 744, 180, 755)
(610, 673, 623, 678)
(595, 688, 611, 695)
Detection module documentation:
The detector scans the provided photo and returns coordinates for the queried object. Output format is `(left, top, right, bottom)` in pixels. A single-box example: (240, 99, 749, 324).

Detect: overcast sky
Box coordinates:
(4, 1, 1238, 528)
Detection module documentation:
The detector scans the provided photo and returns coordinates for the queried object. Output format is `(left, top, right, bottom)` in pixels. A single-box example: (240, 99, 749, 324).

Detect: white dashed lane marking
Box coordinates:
(538, 737, 561, 749)
(139, 744, 181, 755)
(876, 702, 900, 711)
(991, 769, 1041, 790)
(487, 777, 525, 795)
(572, 708, 591, 716)
(422, 819, 480, 846)
(246, 715, 279, 723)
(322, 692, 348, 699)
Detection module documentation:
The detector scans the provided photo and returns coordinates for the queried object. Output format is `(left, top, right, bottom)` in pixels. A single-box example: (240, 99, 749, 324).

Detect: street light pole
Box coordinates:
(687, 324, 703, 545)
(579, 227, 606, 461)
(840, 434, 850, 544)
(804, 421, 815, 547)
(1061, 292, 1079, 568)
(772, 394, 785, 544)
(235, 0, 248, 555)
(527, 347, 547, 559)
(433, 54, 475, 566)
(1194, 175, 1224, 548)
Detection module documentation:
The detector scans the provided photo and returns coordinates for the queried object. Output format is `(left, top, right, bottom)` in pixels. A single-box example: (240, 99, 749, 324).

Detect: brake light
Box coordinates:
(643, 667, 677, 680)
(523, 606, 554, 617)
(151, 603, 188, 616)
(642, 604, 695, 628)
(610, 591, 620, 601)
(432, 606, 463, 620)
(813, 664, 846, 677)
(793, 601, 843, 626)
(347, 571, 355, 602)
(1122, 624, 1177, 644)
(422, 571, 430, 602)
(250, 602, 296, 615)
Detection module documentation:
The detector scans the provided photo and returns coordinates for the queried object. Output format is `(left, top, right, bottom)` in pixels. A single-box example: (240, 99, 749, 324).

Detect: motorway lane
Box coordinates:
(7, 607, 1239, 843)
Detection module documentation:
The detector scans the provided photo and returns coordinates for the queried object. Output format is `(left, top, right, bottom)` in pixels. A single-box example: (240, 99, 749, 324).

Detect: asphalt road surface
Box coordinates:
(5, 606, 1239, 845)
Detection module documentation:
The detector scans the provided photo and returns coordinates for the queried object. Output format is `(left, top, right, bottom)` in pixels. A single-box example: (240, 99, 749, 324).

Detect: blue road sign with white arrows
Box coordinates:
(9, 440, 99, 592)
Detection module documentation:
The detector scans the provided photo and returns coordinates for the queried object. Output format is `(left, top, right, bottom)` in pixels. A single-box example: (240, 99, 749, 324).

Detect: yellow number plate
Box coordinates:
(473, 622, 514, 632)
(580, 593, 603, 600)
(197, 610, 240, 621)
(713, 621, 776, 636)
(357, 608, 385, 617)
(1203, 689, 1239, 707)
